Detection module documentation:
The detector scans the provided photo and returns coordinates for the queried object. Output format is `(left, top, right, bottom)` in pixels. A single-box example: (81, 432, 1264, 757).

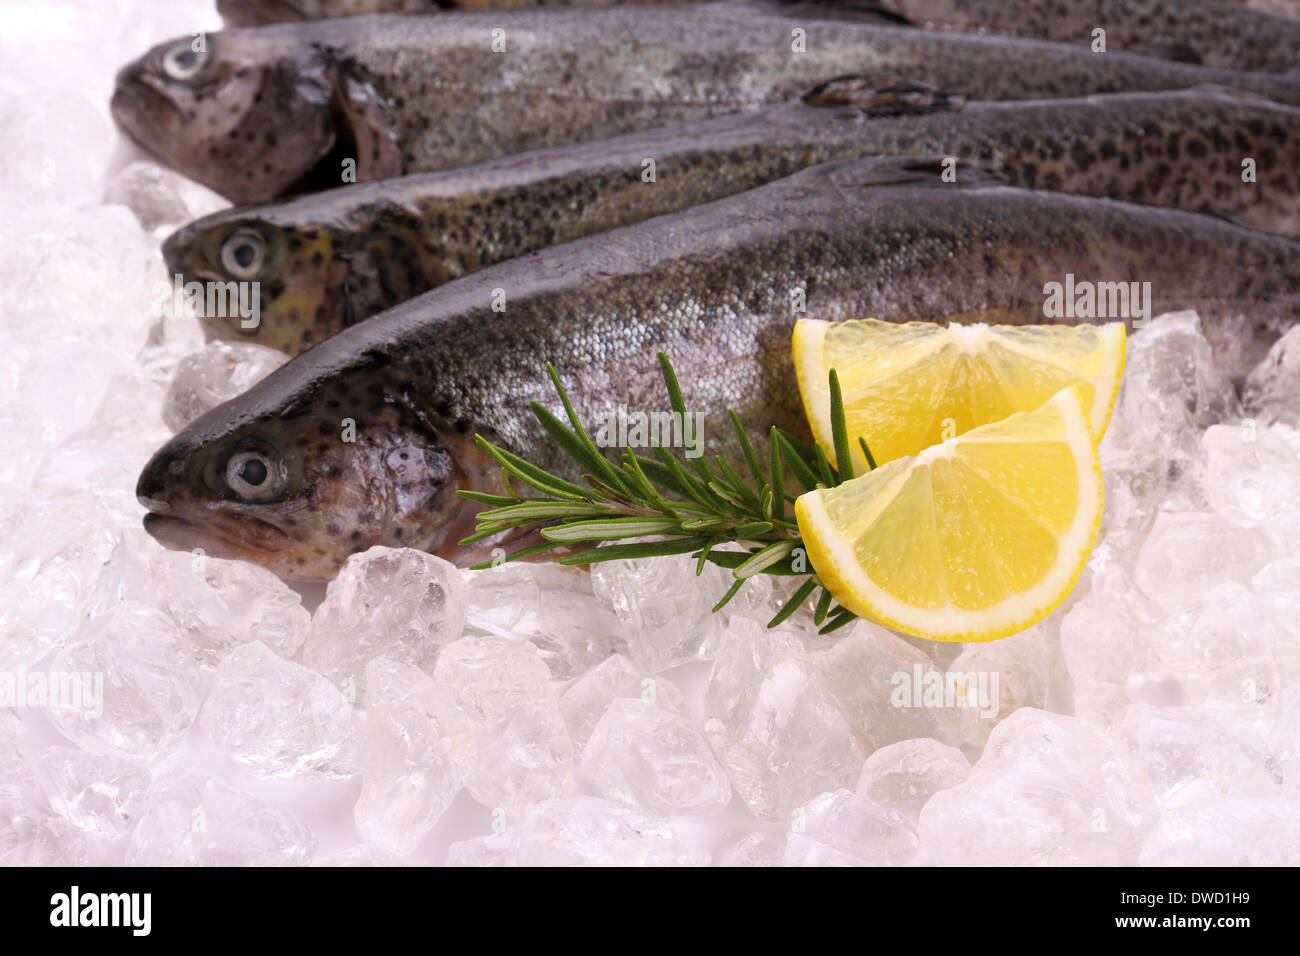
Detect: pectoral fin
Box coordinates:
(331, 60, 404, 182)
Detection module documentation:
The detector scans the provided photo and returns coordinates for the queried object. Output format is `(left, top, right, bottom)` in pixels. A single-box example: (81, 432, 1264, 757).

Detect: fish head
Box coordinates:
(136, 372, 483, 580)
(111, 29, 339, 204)
(163, 209, 349, 355)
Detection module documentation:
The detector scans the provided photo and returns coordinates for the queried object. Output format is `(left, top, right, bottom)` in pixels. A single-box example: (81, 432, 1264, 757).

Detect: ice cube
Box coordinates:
(1094, 459, 1163, 563)
(39, 746, 151, 838)
(0, 730, 89, 865)
(448, 796, 709, 866)
(1060, 565, 1155, 726)
(1100, 312, 1241, 528)
(79, 365, 172, 448)
(855, 738, 971, 826)
(48, 603, 203, 763)
(1243, 325, 1300, 428)
(1119, 703, 1279, 806)
(1145, 582, 1299, 710)
(1, 811, 91, 867)
(160, 551, 310, 664)
(1120, 311, 1241, 431)
(0, 342, 132, 490)
(1133, 511, 1271, 612)
(1252, 556, 1300, 639)
(201, 642, 356, 779)
(709, 548, 775, 628)
(94, 545, 310, 665)
(0, 494, 131, 670)
(785, 789, 918, 866)
(916, 709, 1151, 865)
(104, 162, 195, 234)
(464, 563, 619, 679)
(1272, 690, 1300, 799)
(126, 767, 316, 866)
(947, 623, 1056, 747)
(1139, 797, 1300, 865)
(432, 633, 553, 727)
(304, 546, 468, 701)
(463, 699, 576, 813)
(354, 657, 466, 857)
(704, 619, 863, 822)
(714, 830, 786, 867)
(579, 698, 731, 818)
(558, 653, 686, 751)
(1202, 423, 1300, 529)
(0, 205, 160, 359)
(445, 832, 517, 867)
(813, 621, 965, 754)
(0, 89, 114, 207)
(104, 160, 228, 234)
(162, 341, 289, 432)
(0, 710, 21, 756)
(316, 845, 409, 867)
(591, 553, 729, 672)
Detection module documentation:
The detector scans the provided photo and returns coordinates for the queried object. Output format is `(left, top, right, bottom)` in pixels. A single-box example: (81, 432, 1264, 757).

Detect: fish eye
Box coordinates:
(220, 228, 267, 280)
(161, 41, 211, 84)
(224, 449, 285, 502)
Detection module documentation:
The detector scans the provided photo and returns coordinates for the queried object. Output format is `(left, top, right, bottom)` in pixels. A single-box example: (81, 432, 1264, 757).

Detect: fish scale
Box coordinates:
(857, 0, 1300, 74)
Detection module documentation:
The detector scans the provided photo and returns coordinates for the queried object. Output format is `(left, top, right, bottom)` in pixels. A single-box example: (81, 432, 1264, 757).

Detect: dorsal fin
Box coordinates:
(801, 77, 965, 117)
(823, 153, 1008, 189)
(767, 0, 916, 27)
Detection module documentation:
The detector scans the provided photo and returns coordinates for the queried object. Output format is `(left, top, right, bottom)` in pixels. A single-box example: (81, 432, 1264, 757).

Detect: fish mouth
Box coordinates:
(141, 508, 293, 561)
(110, 78, 182, 158)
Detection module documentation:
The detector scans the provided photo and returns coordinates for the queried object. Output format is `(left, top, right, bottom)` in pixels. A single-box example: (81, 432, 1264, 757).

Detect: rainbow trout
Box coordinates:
(164, 83, 1300, 356)
(218, 0, 696, 26)
(860, 0, 1300, 73)
(110, 0, 1300, 204)
(136, 155, 1300, 580)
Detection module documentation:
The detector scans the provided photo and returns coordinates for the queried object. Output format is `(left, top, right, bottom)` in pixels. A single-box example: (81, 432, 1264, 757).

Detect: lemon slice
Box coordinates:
(794, 318, 1125, 471)
(795, 386, 1103, 643)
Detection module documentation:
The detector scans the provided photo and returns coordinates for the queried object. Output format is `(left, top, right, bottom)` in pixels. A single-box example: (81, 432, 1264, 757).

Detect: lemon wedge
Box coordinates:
(795, 386, 1104, 642)
(793, 318, 1125, 471)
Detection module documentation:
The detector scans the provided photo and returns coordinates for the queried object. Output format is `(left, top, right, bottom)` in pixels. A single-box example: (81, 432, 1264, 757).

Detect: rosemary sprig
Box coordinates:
(458, 353, 873, 634)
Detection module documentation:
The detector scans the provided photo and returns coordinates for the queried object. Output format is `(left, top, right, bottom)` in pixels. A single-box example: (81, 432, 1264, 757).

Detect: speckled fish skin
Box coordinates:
(165, 84, 1300, 356)
(871, 0, 1300, 72)
(218, 0, 694, 27)
(137, 155, 1300, 581)
(110, 0, 1300, 204)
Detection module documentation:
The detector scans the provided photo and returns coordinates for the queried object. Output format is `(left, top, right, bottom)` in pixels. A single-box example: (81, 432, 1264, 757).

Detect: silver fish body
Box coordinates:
(111, 0, 1300, 203)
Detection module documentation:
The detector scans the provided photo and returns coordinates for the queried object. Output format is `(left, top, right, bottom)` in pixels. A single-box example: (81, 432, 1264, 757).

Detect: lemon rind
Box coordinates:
(792, 318, 832, 459)
(795, 387, 1104, 643)
(794, 319, 1127, 466)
